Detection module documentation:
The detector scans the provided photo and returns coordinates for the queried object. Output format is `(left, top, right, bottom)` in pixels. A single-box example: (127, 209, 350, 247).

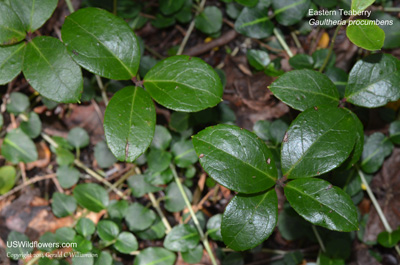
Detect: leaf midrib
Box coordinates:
(274, 0, 308, 15)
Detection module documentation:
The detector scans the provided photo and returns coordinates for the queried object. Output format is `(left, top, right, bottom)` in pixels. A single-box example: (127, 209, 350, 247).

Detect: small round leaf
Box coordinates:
(73, 183, 109, 212)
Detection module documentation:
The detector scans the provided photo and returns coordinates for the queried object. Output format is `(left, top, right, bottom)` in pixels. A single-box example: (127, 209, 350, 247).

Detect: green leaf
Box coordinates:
(133, 247, 176, 265)
(221, 189, 278, 251)
(61, 8, 140, 80)
(269, 69, 339, 111)
(174, 0, 193, 24)
(107, 200, 129, 221)
(361, 132, 393, 173)
(55, 147, 75, 166)
(143, 55, 223, 112)
(10, 0, 57, 32)
(72, 235, 92, 254)
(340, 111, 364, 169)
(284, 251, 303, 265)
(147, 148, 172, 172)
(75, 218, 96, 237)
(345, 53, 400, 108)
(377, 230, 400, 248)
(195, 6, 223, 35)
(151, 14, 176, 29)
(317, 252, 345, 265)
(97, 220, 119, 242)
(0, 166, 16, 195)
(312, 48, 336, 69)
(23, 36, 83, 103)
(171, 140, 198, 168)
(389, 120, 400, 145)
(0, 42, 25, 85)
(247, 49, 270, 71)
(206, 214, 222, 241)
(235, 0, 259, 6)
(1, 129, 38, 164)
(73, 183, 109, 212)
(281, 106, 356, 179)
(0, 2, 26, 45)
(127, 173, 162, 198)
(285, 178, 358, 231)
(20, 112, 42, 139)
(272, 0, 310, 26)
(222, 252, 244, 265)
(370, 12, 400, 49)
(115, 232, 138, 254)
(346, 20, 385, 51)
(51, 192, 77, 218)
(289, 54, 314, 70)
(0, 113, 3, 130)
(324, 66, 348, 98)
(159, 0, 185, 15)
(151, 125, 172, 150)
(95, 251, 113, 265)
(55, 227, 76, 244)
(38, 232, 57, 252)
(94, 141, 117, 168)
(125, 202, 156, 232)
(313, 0, 338, 8)
(234, 1, 273, 39)
(164, 224, 200, 252)
(193, 124, 277, 193)
(351, 0, 375, 12)
(7, 231, 33, 260)
(6, 92, 29, 115)
(136, 216, 166, 240)
(181, 245, 203, 264)
(104, 86, 156, 162)
(68, 127, 90, 149)
(164, 182, 193, 212)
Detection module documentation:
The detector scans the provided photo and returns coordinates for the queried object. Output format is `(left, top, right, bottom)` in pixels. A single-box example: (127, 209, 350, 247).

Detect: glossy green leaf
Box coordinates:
(181, 245, 203, 264)
(1, 129, 38, 163)
(73, 183, 109, 212)
(272, 0, 310, 26)
(389, 120, 400, 144)
(62, 8, 140, 80)
(0, 166, 16, 195)
(7, 231, 33, 260)
(151, 125, 172, 150)
(340, 111, 364, 169)
(68, 127, 90, 149)
(51, 192, 77, 218)
(164, 224, 200, 252)
(75, 218, 95, 237)
(193, 124, 277, 193)
(269, 69, 339, 111)
(125, 202, 156, 232)
(133, 247, 176, 265)
(10, 0, 57, 32)
(221, 189, 278, 251)
(285, 178, 358, 231)
(6, 92, 29, 115)
(0, 2, 26, 45)
(165, 182, 193, 212)
(345, 53, 400, 108)
(143, 55, 223, 112)
(20, 112, 42, 139)
(234, 1, 273, 39)
(115, 232, 138, 254)
(127, 173, 161, 198)
(351, 0, 375, 12)
(171, 140, 198, 168)
(361, 132, 393, 173)
(346, 20, 385, 51)
(370, 12, 400, 49)
(104, 86, 156, 162)
(247, 49, 270, 71)
(289, 54, 314, 70)
(0, 42, 25, 85)
(94, 141, 117, 168)
(207, 214, 223, 241)
(377, 230, 400, 248)
(195, 6, 222, 35)
(97, 220, 119, 242)
(23, 36, 83, 103)
(281, 106, 356, 179)
(159, 0, 185, 15)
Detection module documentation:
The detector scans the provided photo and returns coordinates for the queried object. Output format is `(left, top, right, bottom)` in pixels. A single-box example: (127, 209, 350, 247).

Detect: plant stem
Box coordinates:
(273, 28, 293, 58)
(148, 192, 172, 233)
(170, 164, 218, 265)
(319, 24, 342, 73)
(95, 75, 109, 106)
(177, 0, 207, 55)
(65, 0, 74, 13)
(383, 7, 400, 12)
(312, 225, 326, 253)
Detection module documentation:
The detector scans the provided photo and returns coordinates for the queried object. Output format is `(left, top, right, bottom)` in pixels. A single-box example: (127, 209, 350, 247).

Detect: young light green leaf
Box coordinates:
(181, 245, 203, 264)
(345, 53, 400, 108)
(51, 192, 77, 218)
(164, 182, 193, 212)
(159, 0, 185, 15)
(0, 42, 25, 85)
(73, 183, 109, 212)
(115, 232, 138, 254)
(281, 106, 356, 179)
(10, 0, 58, 32)
(351, 0, 375, 12)
(0, 2, 26, 45)
(346, 20, 385, 51)
(104, 86, 156, 163)
(125, 202, 156, 232)
(133, 247, 176, 265)
(20, 112, 42, 139)
(143, 55, 223, 112)
(195, 6, 223, 35)
(7, 231, 33, 260)
(75, 218, 95, 237)
(361, 132, 393, 173)
(61, 8, 140, 80)
(94, 141, 117, 168)
(0, 166, 16, 195)
(97, 220, 120, 242)
(193, 124, 277, 194)
(1, 129, 38, 164)
(272, 0, 310, 26)
(164, 224, 200, 252)
(221, 189, 278, 251)
(6, 92, 29, 115)
(68, 128, 90, 149)
(23, 36, 83, 103)
(269, 69, 339, 111)
(285, 178, 358, 231)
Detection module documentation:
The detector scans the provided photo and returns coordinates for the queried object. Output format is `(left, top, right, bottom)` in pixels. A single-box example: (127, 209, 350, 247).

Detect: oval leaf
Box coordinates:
(221, 189, 278, 251)
(1, 129, 38, 164)
(269, 69, 339, 111)
(284, 178, 358, 231)
(346, 20, 385, 51)
(345, 53, 400, 108)
(351, 0, 375, 12)
(51, 192, 77, 218)
(195, 6, 223, 35)
(272, 0, 310, 26)
(125, 202, 156, 232)
(104, 86, 156, 162)
(115, 232, 138, 254)
(0, 2, 26, 45)
(193, 124, 277, 193)
(97, 220, 120, 242)
(0, 166, 16, 195)
(23, 36, 83, 103)
(0, 42, 25, 85)
(163, 224, 200, 252)
(281, 106, 356, 179)
(73, 183, 109, 212)
(134, 247, 176, 265)
(61, 7, 140, 80)
(361, 132, 393, 174)
(143, 55, 223, 112)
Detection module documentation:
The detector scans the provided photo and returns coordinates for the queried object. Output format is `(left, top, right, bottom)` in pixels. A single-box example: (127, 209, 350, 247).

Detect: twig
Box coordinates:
(312, 225, 326, 253)
(148, 192, 172, 233)
(319, 24, 342, 73)
(65, 0, 74, 13)
(273, 28, 293, 58)
(96, 75, 109, 106)
(184, 30, 238, 56)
